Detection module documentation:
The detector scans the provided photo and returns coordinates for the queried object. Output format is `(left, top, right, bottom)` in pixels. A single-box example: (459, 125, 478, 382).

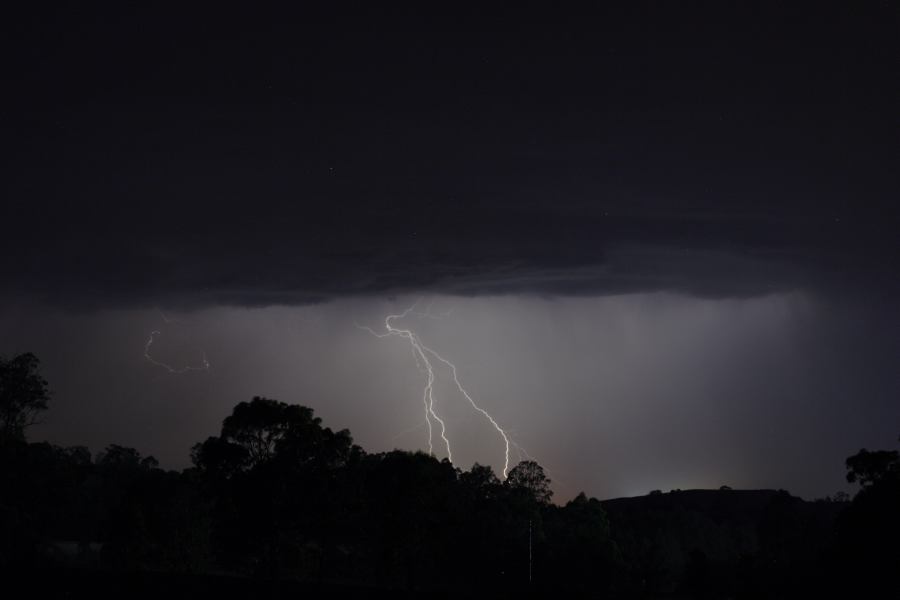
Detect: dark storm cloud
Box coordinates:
(2, 4, 897, 308)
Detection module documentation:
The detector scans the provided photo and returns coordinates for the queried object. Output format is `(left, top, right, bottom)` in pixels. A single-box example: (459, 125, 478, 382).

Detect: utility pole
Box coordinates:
(528, 519, 533, 584)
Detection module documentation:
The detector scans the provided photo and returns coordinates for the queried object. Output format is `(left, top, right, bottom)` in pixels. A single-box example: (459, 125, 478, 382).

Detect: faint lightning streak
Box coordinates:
(512, 441, 524, 462)
(413, 299, 454, 320)
(390, 420, 429, 444)
(143, 330, 210, 374)
(510, 438, 534, 464)
(509, 438, 565, 490)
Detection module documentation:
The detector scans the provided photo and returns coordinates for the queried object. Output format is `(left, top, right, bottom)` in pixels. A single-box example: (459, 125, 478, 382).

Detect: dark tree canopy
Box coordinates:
(2, 389, 893, 596)
(459, 462, 500, 495)
(192, 396, 357, 475)
(190, 435, 250, 478)
(97, 444, 159, 471)
(506, 460, 553, 505)
(0, 352, 50, 442)
(221, 397, 302, 465)
(845, 447, 899, 488)
(836, 436, 900, 594)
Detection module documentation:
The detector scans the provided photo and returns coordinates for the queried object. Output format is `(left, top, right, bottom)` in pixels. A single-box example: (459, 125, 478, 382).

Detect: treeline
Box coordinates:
(1, 396, 620, 593)
(1, 354, 898, 596)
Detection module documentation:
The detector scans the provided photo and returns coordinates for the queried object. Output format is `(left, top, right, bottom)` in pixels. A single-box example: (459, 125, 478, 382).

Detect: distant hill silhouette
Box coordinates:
(602, 489, 846, 596)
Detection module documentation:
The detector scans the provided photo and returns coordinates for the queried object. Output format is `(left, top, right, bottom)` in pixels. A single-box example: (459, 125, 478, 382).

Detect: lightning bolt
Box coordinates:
(422, 344, 511, 477)
(358, 302, 512, 478)
(358, 305, 452, 460)
(143, 312, 210, 374)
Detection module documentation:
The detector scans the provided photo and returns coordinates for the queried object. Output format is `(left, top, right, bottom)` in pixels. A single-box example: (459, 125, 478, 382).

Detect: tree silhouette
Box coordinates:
(210, 396, 356, 471)
(96, 444, 160, 471)
(543, 492, 618, 591)
(459, 462, 501, 499)
(0, 352, 50, 442)
(506, 460, 553, 505)
(190, 435, 249, 478)
(845, 447, 899, 488)
(2, 387, 877, 595)
(835, 437, 900, 594)
(188, 397, 362, 578)
(220, 397, 301, 466)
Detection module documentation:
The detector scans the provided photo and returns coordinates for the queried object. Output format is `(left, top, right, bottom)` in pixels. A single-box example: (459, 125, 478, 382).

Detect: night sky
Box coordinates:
(1, 4, 898, 500)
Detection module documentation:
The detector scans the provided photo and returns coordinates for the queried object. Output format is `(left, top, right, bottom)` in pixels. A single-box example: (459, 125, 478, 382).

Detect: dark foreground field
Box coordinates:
(5, 437, 899, 597)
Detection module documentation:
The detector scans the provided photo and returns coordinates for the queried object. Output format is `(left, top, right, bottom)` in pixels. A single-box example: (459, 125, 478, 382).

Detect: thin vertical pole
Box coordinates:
(528, 519, 533, 584)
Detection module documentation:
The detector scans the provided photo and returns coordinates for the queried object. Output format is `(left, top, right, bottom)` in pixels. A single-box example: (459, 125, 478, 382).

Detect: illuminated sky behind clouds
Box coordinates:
(2, 292, 896, 501)
(1, 4, 898, 501)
